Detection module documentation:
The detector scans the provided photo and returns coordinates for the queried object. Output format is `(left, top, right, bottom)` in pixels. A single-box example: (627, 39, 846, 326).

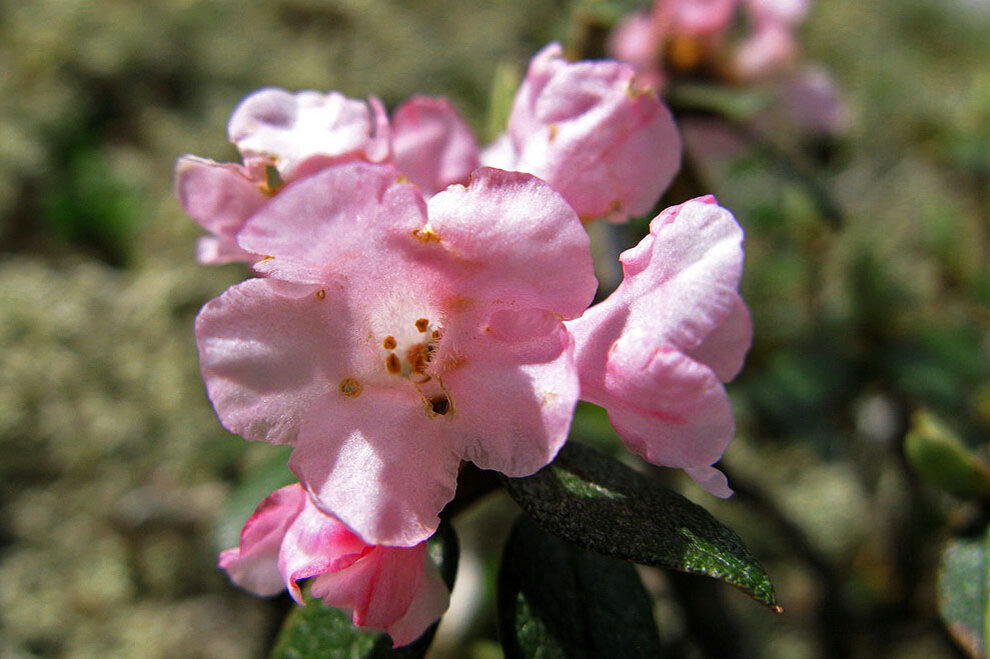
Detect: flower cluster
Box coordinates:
(177, 43, 750, 646)
(609, 0, 845, 135)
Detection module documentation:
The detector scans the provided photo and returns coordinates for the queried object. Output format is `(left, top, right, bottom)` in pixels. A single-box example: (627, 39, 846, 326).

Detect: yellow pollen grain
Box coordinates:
(383, 335, 397, 350)
(386, 353, 402, 375)
(339, 378, 362, 397)
(415, 318, 429, 332)
(548, 123, 558, 142)
(412, 227, 440, 242)
(315, 289, 326, 300)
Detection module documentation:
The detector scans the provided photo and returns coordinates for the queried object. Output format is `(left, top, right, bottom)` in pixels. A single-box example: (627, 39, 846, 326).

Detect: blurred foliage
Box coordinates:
(0, 0, 987, 657)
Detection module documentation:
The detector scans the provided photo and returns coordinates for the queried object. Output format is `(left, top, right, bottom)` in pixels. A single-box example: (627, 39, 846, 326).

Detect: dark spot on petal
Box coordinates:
(430, 395, 450, 416)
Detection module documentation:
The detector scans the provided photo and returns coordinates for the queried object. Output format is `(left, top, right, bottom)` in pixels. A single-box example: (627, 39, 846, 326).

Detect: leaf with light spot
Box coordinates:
(937, 526, 990, 658)
(502, 442, 779, 610)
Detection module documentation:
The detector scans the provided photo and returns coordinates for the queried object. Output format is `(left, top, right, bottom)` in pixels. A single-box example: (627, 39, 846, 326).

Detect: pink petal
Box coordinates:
(570, 198, 745, 374)
(237, 161, 428, 285)
(391, 96, 479, 195)
(195, 277, 350, 445)
(313, 546, 423, 628)
(289, 391, 461, 547)
(174, 156, 267, 264)
(218, 484, 306, 596)
(426, 167, 597, 319)
(685, 293, 752, 382)
(733, 22, 797, 80)
(444, 309, 578, 477)
(310, 543, 439, 645)
(566, 198, 749, 481)
(227, 88, 388, 177)
(745, 0, 808, 25)
(494, 43, 681, 222)
(608, 12, 662, 72)
(278, 494, 371, 603)
(383, 552, 451, 647)
(672, 0, 739, 35)
(600, 330, 736, 469)
(684, 465, 733, 498)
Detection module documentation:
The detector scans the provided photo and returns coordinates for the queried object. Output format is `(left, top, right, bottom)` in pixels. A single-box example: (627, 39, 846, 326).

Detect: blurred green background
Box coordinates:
(0, 0, 987, 657)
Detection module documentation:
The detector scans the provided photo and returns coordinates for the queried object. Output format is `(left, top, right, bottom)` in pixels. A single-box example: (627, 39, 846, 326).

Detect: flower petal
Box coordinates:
(278, 493, 371, 603)
(383, 552, 451, 647)
(174, 156, 267, 263)
(289, 390, 461, 547)
(572, 198, 745, 366)
(445, 309, 578, 476)
(685, 292, 752, 382)
(237, 161, 428, 285)
(600, 330, 736, 470)
(492, 43, 681, 222)
(392, 96, 479, 195)
(196, 277, 350, 445)
(218, 484, 305, 596)
(227, 87, 388, 177)
(684, 465, 733, 498)
(426, 167, 597, 319)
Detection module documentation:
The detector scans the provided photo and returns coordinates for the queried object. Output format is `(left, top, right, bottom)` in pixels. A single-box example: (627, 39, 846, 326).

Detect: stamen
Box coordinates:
(385, 353, 402, 375)
(415, 318, 429, 332)
(339, 378, 362, 397)
(407, 344, 429, 374)
(383, 335, 397, 350)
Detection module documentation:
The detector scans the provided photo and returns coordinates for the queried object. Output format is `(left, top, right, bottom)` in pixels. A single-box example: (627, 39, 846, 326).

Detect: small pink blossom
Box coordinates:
(219, 483, 450, 647)
(227, 87, 391, 177)
(482, 43, 681, 222)
(608, 0, 812, 86)
(176, 88, 478, 264)
(566, 197, 751, 496)
(196, 161, 597, 546)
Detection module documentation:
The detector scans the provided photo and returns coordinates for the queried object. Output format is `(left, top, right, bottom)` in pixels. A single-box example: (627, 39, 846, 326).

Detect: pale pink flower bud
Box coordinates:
(219, 483, 450, 647)
(483, 43, 681, 222)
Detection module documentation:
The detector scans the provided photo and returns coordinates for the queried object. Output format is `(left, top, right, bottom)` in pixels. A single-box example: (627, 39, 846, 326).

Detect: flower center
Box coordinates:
(381, 317, 442, 381)
(378, 315, 452, 417)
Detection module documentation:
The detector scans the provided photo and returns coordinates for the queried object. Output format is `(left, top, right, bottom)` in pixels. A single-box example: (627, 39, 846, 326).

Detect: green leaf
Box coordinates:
(498, 515, 663, 659)
(938, 526, 990, 659)
(502, 442, 780, 611)
(270, 521, 459, 659)
(905, 410, 990, 501)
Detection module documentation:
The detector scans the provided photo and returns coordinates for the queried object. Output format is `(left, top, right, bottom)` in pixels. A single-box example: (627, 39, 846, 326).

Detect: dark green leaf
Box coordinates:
(503, 442, 779, 610)
(937, 526, 990, 658)
(270, 521, 459, 659)
(498, 515, 663, 659)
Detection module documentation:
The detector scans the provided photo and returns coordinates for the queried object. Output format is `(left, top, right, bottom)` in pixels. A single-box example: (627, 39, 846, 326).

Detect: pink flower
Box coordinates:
(176, 88, 478, 264)
(219, 483, 450, 647)
(482, 43, 681, 223)
(608, 0, 814, 87)
(196, 161, 597, 546)
(227, 87, 391, 177)
(566, 197, 751, 497)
